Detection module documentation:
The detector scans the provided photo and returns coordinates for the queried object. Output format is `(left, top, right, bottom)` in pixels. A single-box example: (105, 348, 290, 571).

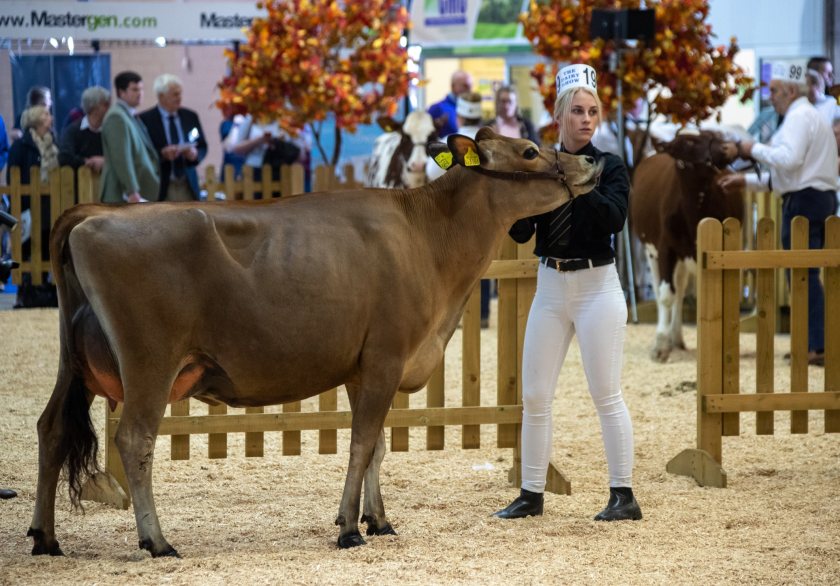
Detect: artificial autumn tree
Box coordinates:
(521, 0, 754, 150)
(217, 0, 415, 167)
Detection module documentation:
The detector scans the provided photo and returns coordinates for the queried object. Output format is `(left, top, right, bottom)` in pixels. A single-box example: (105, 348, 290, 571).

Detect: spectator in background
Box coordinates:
(806, 56, 838, 125)
(58, 86, 110, 174)
(222, 114, 304, 198)
(834, 117, 840, 215)
(428, 70, 473, 138)
(100, 70, 159, 203)
(60, 107, 85, 133)
(7, 106, 59, 186)
(219, 109, 246, 181)
(7, 105, 59, 266)
(12, 86, 53, 141)
(0, 114, 13, 292)
(719, 60, 837, 366)
(139, 74, 208, 201)
(0, 114, 9, 171)
(428, 92, 494, 328)
(485, 85, 539, 144)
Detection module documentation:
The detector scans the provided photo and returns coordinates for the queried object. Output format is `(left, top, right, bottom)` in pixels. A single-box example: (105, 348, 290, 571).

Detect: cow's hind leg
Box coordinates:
(336, 368, 401, 548)
(29, 361, 93, 556)
(116, 373, 179, 558)
(361, 431, 396, 536)
(344, 383, 396, 537)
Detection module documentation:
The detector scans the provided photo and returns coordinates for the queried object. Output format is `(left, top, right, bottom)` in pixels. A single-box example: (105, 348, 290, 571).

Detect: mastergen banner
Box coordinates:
(409, 0, 530, 48)
(0, 1, 265, 41)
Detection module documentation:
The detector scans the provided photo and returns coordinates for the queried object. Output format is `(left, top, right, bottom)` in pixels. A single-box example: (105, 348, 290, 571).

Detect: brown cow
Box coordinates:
(29, 128, 603, 557)
(630, 129, 742, 362)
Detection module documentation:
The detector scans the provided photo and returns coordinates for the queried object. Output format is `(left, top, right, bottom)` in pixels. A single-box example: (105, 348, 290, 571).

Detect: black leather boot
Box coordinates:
(492, 489, 544, 519)
(593, 487, 642, 521)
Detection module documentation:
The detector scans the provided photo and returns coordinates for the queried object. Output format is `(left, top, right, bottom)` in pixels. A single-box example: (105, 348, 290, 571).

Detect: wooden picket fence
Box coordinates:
(4, 162, 363, 286)
(667, 216, 840, 487)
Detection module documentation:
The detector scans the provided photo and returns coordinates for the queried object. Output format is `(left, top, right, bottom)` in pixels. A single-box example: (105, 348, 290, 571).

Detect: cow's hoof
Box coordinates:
(31, 543, 64, 556)
(140, 539, 181, 558)
(0, 488, 18, 499)
(364, 522, 397, 537)
(28, 528, 64, 556)
(650, 348, 670, 363)
(337, 531, 366, 548)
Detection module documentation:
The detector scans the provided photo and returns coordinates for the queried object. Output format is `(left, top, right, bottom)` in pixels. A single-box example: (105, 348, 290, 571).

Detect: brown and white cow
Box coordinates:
(630, 129, 742, 362)
(365, 112, 439, 188)
(29, 128, 603, 557)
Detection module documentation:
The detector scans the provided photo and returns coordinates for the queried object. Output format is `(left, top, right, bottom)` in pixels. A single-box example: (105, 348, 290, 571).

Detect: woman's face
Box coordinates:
(496, 90, 517, 119)
(35, 111, 53, 136)
(562, 90, 599, 151)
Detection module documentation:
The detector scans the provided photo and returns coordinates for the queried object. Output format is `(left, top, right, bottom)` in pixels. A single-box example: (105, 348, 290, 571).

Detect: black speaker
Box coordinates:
(590, 9, 656, 41)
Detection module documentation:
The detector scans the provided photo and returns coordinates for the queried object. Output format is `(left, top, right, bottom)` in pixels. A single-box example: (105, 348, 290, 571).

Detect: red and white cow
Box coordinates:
(630, 129, 743, 362)
(366, 112, 439, 188)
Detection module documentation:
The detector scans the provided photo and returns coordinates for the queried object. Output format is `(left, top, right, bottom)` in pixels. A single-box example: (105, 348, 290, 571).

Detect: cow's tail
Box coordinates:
(49, 205, 107, 509)
(62, 376, 100, 510)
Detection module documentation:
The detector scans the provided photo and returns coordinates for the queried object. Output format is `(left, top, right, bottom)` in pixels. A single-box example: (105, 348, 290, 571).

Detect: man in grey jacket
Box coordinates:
(100, 71, 159, 203)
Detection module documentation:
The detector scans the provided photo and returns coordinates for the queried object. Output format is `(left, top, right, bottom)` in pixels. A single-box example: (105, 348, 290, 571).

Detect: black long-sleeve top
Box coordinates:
(509, 142, 629, 260)
(58, 119, 103, 169)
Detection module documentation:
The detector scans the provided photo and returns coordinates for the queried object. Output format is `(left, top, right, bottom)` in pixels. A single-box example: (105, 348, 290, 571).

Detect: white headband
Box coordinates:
(770, 60, 808, 84)
(456, 96, 482, 119)
(556, 64, 598, 95)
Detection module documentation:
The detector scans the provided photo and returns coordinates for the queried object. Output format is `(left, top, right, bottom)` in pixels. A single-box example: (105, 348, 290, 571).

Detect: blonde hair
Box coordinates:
(21, 105, 50, 131)
(553, 86, 602, 146)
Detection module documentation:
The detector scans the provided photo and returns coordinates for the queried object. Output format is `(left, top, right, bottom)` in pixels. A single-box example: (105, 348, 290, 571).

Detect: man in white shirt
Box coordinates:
(719, 59, 838, 366)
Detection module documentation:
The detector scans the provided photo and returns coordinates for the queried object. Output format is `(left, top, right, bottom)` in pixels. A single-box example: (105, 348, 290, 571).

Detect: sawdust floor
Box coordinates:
(1, 307, 838, 585)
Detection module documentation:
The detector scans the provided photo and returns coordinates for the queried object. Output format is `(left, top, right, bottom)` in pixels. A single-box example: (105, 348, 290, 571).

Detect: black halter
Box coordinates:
(465, 147, 570, 187)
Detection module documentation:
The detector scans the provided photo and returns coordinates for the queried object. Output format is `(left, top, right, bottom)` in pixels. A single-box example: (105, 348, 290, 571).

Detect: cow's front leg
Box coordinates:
(361, 430, 396, 536)
(116, 378, 179, 558)
(648, 244, 674, 362)
(336, 374, 399, 548)
(669, 258, 694, 351)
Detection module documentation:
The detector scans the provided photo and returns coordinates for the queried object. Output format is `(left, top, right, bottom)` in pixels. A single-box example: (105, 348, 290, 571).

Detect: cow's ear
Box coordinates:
(377, 116, 401, 133)
(447, 134, 482, 168)
(428, 141, 455, 170)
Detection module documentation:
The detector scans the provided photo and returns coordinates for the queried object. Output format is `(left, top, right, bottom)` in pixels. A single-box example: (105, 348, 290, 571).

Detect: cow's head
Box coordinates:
(661, 130, 739, 169)
(376, 112, 439, 188)
(429, 127, 604, 198)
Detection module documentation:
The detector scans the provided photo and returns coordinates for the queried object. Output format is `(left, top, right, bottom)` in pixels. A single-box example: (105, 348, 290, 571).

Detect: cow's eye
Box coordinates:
(585, 156, 595, 164)
(523, 147, 539, 160)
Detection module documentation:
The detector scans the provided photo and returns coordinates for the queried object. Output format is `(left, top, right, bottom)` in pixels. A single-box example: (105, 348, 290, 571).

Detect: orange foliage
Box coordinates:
(521, 0, 754, 125)
(217, 0, 415, 165)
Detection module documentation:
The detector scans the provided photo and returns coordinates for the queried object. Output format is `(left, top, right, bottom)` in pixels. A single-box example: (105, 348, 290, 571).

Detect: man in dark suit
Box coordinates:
(138, 74, 208, 201)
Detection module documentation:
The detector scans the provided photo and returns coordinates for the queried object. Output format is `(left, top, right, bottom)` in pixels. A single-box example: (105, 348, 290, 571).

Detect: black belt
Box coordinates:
(541, 256, 614, 272)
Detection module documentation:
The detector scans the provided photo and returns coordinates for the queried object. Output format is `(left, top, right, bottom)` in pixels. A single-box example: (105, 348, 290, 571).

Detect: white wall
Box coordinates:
(708, 0, 826, 65)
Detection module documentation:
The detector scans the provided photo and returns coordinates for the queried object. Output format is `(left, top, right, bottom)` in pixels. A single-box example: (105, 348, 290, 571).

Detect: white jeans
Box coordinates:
(521, 261, 633, 492)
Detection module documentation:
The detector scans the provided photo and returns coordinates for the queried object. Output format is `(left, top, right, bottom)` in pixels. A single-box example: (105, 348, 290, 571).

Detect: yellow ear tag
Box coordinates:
(464, 147, 480, 167)
(434, 151, 453, 169)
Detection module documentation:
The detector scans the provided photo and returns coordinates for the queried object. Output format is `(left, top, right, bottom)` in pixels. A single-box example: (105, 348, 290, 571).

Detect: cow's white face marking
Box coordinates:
(401, 112, 436, 188)
(367, 112, 436, 189)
